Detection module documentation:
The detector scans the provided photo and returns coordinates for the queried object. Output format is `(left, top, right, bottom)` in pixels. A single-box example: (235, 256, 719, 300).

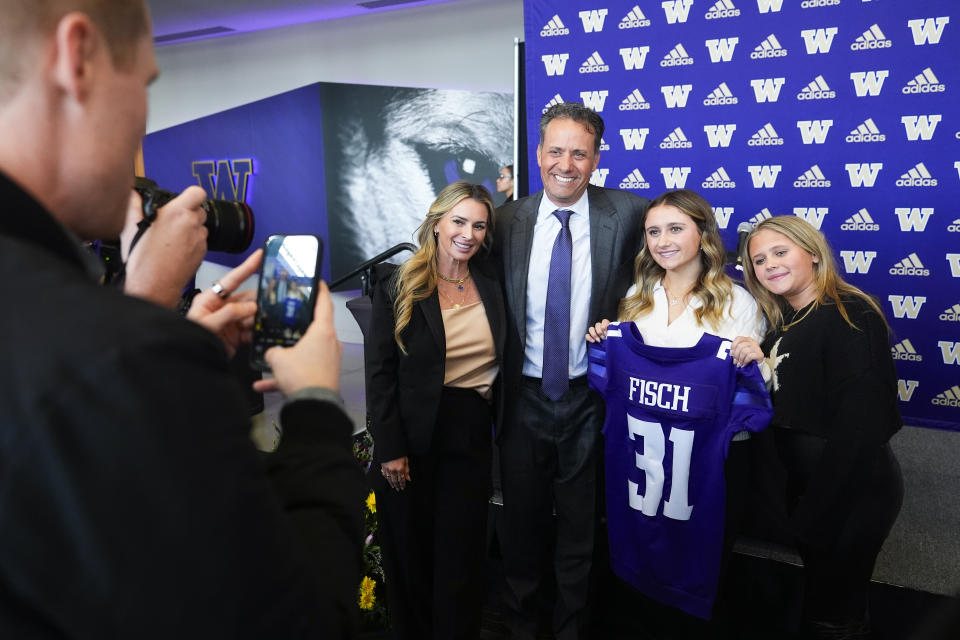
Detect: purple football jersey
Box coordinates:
(588, 322, 772, 619)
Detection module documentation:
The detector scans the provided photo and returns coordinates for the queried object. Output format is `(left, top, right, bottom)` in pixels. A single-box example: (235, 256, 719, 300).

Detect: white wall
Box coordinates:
(147, 0, 523, 133)
(149, 0, 523, 343)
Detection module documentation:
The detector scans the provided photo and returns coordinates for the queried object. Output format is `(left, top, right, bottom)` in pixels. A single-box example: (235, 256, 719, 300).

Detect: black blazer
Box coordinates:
(492, 185, 648, 420)
(364, 260, 506, 463)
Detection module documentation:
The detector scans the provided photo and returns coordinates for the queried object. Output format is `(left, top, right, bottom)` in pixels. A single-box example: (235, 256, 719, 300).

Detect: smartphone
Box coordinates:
(250, 234, 323, 370)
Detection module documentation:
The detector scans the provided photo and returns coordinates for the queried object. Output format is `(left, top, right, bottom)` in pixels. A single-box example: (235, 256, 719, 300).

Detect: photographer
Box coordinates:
(0, 2, 361, 638)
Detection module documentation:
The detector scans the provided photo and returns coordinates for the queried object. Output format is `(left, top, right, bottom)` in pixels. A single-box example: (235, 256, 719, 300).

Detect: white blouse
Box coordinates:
(626, 280, 766, 347)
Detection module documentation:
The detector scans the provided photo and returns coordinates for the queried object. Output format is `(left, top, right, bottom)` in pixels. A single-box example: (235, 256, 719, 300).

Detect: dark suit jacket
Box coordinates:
(0, 172, 362, 638)
(493, 185, 649, 421)
(365, 260, 506, 462)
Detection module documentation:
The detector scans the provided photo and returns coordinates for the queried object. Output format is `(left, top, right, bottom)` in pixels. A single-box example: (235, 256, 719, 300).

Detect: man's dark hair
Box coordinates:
(538, 102, 605, 153)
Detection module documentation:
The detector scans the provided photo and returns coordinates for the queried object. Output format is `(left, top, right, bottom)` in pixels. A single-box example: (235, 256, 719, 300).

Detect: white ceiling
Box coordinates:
(146, 0, 466, 44)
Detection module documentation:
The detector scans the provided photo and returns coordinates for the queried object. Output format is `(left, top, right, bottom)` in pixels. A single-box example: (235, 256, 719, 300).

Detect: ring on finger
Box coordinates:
(210, 281, 230, 299)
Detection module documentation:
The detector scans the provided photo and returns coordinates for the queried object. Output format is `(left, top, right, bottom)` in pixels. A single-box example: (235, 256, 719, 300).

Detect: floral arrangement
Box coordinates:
(353, 430, 389, 629)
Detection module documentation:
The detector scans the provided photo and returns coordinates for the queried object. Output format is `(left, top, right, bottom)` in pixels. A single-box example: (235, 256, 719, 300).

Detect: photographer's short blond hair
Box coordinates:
(0, 0, 149, 101)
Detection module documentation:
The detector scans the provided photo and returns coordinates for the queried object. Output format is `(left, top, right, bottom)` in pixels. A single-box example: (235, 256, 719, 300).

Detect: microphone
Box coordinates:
(735, 222, 754, 266)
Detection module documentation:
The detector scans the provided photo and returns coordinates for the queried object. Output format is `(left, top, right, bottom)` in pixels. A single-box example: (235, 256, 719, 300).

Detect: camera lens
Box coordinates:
(203, 200, 255, 254)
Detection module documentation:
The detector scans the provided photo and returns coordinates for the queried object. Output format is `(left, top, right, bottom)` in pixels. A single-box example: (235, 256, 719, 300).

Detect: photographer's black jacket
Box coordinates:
(0, 172, 362, 638)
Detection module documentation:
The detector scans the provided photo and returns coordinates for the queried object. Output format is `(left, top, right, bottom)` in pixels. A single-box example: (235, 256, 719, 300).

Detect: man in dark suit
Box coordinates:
(0, 2, 361, 637)
(495, 103, 648, 639)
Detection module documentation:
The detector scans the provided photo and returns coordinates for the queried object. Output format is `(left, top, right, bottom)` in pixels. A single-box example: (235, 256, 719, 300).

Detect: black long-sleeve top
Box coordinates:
(761, 296, 902, 545)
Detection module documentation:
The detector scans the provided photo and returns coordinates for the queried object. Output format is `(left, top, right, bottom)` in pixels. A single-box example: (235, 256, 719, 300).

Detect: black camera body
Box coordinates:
(134, 177, 255, 254)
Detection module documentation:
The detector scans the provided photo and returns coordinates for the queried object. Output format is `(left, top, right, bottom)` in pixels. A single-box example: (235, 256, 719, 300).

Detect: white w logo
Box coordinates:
(901, 115, 942, 141)
(578, 9, 608, 33)
(888, 295, 926, 319)
(660, 84, 693, 108)
(619, 128, 650, 151)
(541, 54, 569, 76)
(898, 379, 919, 401)
(619, 46, 650, 70)
(590, 168, 609, 187)
(844, 163, 883, 187)
(800, 28, 838, 54)
(756, 0, 783, 13)
(850, 71, 889, 97)
(579, 90, 609, 112)
(796, 120, 833, 144)
(938, 341, 960, 365)
(750, 78, 785, 103)
(712, 207, 733, 229)
(660, 167, 692, 189)
(705, 38, 739, 63)
(948, 254, 960, 278)
(895, 208, 934, 231)
(747, 165, 782, 188)
(839, 250, 877, 274)
(908, 17, 950, 45)
(662, 0, 694, 24)
(703, 124, 737, 148)
(793, 208, 828, 229)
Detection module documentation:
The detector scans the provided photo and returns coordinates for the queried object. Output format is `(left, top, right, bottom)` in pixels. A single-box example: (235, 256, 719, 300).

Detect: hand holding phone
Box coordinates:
(252, 280, 342, 395)
(250, 235, 324, 370)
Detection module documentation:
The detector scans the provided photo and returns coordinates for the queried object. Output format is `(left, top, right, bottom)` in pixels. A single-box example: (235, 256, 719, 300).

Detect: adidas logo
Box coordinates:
(851, 24, 892, 50)
(941, 302, 960, 322)
(703, 82, 738, 106)
(891, 339, 923, 362)
(932, 385, 960, 408)
(903, 68, 946, 94)
(846, 118, 886, 143)
(841, 208, 879, 231)
(801, 0, 840, 7)
(579, 51, 609, 74)
(751, 34, 787, 59)
(660, 127, 693, 149)
(599, 137, 610, 152)
(619, 89, 651, 111)
(542, 94, 564, 114)
(619, 5, 651, 28)
(749, 208, 774, 225)
(896, 162, 938, 187)
(619, 168, 650, 190)
(748, 123, 784, 146)
(889, 253, 930, 277)
(797, 75, 836, 100)
(661, 43, 694, 67)
(949, 218, 960, 233)
(793, 165, 831, 188)
(540, 14, 569, 37)
(701, 167, 736, 189)
(706, 0, 740, 19)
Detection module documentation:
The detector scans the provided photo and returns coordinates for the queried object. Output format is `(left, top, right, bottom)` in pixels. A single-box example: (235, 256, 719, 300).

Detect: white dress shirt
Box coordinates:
(522, 191, 593, 379)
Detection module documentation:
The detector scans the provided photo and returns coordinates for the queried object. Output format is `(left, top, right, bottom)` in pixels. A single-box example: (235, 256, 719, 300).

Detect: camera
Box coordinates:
(134, 177, 255, 254)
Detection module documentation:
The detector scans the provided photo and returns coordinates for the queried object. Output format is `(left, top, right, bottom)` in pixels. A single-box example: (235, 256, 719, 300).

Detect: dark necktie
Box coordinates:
(542, 209, 572, 401)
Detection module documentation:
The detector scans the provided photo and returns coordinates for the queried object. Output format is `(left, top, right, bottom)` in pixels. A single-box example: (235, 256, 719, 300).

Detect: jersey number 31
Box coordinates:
(627, 416, 694, 521)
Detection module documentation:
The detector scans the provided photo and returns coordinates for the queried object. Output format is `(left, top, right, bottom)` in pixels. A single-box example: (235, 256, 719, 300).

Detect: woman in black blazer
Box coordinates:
(365, 181, 505, 640)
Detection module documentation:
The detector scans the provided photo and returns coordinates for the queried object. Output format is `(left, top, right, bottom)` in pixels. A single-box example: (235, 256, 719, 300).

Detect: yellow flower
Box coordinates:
(359, 576, 377, 610)
(365, 491, 376, 514)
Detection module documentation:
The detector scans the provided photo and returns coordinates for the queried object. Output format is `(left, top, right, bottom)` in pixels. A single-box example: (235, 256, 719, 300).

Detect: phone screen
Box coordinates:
(250, 234, 323, 370)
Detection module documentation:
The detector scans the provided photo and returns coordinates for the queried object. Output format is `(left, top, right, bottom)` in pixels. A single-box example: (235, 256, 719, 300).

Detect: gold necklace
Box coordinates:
(663, 283, 692, 307)
(438, 282, 467, 310)
(437, 270, 471, 289)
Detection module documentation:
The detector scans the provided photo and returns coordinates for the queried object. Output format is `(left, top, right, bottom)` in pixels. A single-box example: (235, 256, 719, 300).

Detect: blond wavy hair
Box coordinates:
(618, 189, 734, 331)
(740, 215, 885, 332)
(392, 181, 494, 352)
